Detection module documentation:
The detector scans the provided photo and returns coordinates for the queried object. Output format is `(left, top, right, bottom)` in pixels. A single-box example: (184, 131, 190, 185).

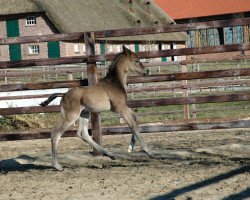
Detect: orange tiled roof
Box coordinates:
(155, 0, 250, 20)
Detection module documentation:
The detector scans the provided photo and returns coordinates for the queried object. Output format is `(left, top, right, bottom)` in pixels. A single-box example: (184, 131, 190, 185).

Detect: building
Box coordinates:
(0, 0, 188, 62)
(155, 0, 250, 59)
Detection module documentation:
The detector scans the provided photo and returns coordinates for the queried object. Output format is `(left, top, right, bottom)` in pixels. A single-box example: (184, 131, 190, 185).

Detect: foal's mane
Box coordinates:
(106, 52, 125, 77)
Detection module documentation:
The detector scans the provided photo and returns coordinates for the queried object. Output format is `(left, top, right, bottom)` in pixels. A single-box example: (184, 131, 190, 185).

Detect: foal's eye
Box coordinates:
(134, 60, 139, 64)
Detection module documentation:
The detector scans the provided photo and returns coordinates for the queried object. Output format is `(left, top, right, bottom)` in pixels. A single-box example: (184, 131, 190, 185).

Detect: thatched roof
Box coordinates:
(0, 0, 42, 15)
(0, 0, 188, 43)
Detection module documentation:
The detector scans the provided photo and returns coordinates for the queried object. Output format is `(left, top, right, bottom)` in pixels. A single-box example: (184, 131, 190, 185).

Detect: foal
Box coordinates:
(40, 46, 152, 171)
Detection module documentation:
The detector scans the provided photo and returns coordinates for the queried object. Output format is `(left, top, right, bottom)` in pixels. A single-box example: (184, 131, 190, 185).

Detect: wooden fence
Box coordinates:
(0, 18, 250, 150)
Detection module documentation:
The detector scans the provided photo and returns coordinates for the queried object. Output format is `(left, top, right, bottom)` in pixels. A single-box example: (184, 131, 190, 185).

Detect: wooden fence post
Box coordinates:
(181, 64, 190, 120)
(84, 32, 102, 156)
(67, 72, 73, 81)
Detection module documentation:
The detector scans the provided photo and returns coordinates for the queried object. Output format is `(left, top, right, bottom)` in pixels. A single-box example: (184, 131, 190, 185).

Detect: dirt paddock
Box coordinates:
(0, 128, 249, 200)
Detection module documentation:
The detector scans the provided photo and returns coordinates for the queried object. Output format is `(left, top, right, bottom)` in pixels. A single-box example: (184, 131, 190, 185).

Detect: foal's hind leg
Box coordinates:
(119, 106, 153, 156)
(51, 111, 79, 171)
(77, 111, 115, 159)
(128, 133, 136, 153)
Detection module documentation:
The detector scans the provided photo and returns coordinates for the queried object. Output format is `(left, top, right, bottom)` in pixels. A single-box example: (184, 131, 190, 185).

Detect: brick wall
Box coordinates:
(19, 14, 59, 60)
(0, 20, 9, 61)
(0, 13, 62, 61)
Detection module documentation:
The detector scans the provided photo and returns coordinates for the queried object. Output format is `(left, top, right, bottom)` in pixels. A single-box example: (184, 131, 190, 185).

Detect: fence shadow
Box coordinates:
(222, 188, 250, 200)
(150, 165, 250, 200)
(0, 155, 52, 174)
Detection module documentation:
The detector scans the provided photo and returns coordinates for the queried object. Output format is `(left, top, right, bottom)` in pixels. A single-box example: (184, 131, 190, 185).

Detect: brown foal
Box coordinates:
(40, 46, 153, 171)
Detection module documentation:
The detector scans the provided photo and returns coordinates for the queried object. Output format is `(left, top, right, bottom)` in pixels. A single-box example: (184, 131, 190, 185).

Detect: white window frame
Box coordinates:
(26, 16, 37, 26)
(74, 44, 80, 54)
(28, 45, 40, 54)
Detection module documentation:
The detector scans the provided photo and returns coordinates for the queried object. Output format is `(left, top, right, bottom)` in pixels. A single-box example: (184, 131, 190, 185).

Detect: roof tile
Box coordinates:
(155, 0, 250, 20)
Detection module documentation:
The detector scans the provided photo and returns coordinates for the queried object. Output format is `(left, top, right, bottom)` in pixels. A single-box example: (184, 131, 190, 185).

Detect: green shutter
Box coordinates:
(9, 44, 21, 61)
(48, 41, 60, 58)
(6, 19, 20, 37)
(162, 57, 167, 62)
(100, 43, 105, 65)
(6, 19, 21, 61)
(134, 43, 139, 53)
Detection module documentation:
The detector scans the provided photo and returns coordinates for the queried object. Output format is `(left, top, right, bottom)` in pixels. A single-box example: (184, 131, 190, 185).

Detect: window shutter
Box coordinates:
(48, 41, 60, 58)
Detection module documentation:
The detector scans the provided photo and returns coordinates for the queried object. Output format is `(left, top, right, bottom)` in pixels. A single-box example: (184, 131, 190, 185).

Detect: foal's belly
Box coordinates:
(84, 100, 111, 112)
(80, 87, 111, 112)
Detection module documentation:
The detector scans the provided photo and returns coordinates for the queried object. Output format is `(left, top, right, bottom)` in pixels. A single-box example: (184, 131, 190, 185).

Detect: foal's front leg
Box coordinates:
(120, 107, 153, 156)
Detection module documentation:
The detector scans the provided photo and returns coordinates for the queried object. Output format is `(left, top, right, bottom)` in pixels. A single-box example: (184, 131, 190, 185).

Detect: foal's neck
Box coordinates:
(104, 67, 127, 89)
(104, 55, 128, 89)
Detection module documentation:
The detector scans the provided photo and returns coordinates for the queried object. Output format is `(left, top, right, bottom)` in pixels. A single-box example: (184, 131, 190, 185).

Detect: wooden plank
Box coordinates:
(127, 79, 250, 93)
(0, 56, 88, 69)
(1, 68, 249, 92)
(84, 32, 102, 155)
(1, 93, 249, 116)
(1, 44, 250, 69)
(1, 17, 250, 45)
(1, 79, 249, 102)
(0, 117, 249, 141)
(0, 79, 88, 92)
(2, 54, 249, 78)
(2, 79, 249, 101)
(0, 94, 50, 101)
(127, 92, 250, 108)
(127, 68, 250, 83)
(181, 64, 190, 119)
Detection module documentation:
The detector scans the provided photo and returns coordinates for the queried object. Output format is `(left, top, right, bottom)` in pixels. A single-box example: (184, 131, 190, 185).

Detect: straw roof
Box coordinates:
(0, 0, 41, 15)
(0, 0, 188, 42)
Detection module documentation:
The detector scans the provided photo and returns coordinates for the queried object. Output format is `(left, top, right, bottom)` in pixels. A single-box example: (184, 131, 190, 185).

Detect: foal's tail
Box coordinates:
(40, 93, 64, 107)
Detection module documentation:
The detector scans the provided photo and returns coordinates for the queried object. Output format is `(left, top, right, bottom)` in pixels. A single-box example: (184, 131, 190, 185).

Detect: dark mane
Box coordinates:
(105, 52, 124, 78)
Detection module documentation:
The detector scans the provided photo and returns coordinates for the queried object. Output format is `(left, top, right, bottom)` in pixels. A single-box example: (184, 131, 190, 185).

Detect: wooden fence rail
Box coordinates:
(1, 68, 250, 92)
(1, 44, 250, 69)
(1, 54, 250, 78)
(1, 92, 249, 116)
(1, 79, 249, 101)
(0, 117, 249, 141)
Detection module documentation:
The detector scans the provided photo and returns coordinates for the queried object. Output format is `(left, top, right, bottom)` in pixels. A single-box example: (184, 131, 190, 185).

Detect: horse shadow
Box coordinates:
(150, 165, 250, 200)
(0, 155, 52, 174)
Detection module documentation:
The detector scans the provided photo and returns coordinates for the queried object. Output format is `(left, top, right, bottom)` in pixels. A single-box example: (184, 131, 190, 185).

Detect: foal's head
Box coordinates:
(120, 45, 147, 76)
(106, 45, 147, 79)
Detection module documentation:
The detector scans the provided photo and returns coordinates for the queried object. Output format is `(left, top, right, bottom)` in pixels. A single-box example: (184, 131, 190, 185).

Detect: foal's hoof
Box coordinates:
(53, 164, 64, 171)
(110, 154, 116, 160)
(127, 145, 133, 153)
(106, 153, 116, 160)
(144, 150, 154, 158)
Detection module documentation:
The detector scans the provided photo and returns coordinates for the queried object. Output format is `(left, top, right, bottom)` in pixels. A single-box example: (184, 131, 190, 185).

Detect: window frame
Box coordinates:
(26, 16, 37, 26)
(28, 45, 40, 55)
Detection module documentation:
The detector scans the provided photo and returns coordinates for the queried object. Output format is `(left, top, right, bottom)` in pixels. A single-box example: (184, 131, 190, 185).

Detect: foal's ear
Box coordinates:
(122, 45, 131, 55)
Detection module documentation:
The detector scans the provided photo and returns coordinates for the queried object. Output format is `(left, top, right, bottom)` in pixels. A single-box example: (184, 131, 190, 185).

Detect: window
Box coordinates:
(200, 29, 207, 47)
(29, 45, 40, 54)
(26, 16, 36, 26)
(224, 27, 233, 44)
(207, 29, 215, 46)
(187, 31, 195, 48)
(108, 45, 114, 53)
(234, 26, 244, 44)
(74, 44, 80, 53)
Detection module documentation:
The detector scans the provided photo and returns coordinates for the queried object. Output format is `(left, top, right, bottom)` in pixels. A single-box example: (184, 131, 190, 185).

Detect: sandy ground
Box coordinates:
(0, 128, 249, 200)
